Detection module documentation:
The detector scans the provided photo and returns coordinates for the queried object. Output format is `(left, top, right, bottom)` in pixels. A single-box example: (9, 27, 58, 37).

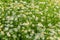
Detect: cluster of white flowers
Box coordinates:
(0, 0, 60, 40)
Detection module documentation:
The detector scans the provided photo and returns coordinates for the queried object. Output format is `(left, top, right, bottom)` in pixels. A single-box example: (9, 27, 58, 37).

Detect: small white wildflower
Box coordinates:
(57, 29, 60, 34)
(37, 23, 43, 27)
(20, 10, 24, 12)
(17, 25, 20, 29)
(39, 2, 46, 4)
(58, 37, 60, 40)
(34, 33, 40, 40)
(9, 29, 13, 33)
(7, 32, 11, 37)
(22, 27, 25, 29)
(28, 29, 31, 32)
(22, 21, 29, 26)
(1, 31, 4, 35)
(48, 23, 52, 27)
(6, 16, 14, 20)
(57, 22, 60, 25)
(55, 0, 59, 3)
(10, 16, 14, 20)
(26, 35, 29, 38)
(23, 14, 26, 18)
(31, 30, 34, 36)
(10, 21, 13, 24)
(2, 18, 5, 20)
(0, 7, 1, 8)
(0, 2, 2, 4)
(40, 32, 45, 38)
(10, 25, 13, 27)
(13, 28, 18, 32)
(35, 17, 38, 21)
(18, 34, 21, 37)
(15, 1, 18, 3)
(39, 11, 43, 15)
(2, 8, 4, 11)
(26, 35, 32, 38)
(15, 17, 18, 21)
(7, 11, 10, 13)
(4, 27, 9, 31)
(48, 3, 51, 6)
(24, 30, 28, 33)
(41, 16, 45, 19)
(32, 15, 35, 18)
(31, 24, 35, 27)
(6, 24, 10, 27)
(0, 25, 3, 28)
(54, 8, 56, 11)
(56, 6, 59, 8)
(50, 37, 54, 40)
(45, 7, 48, 12)
(17, 15, 20, 17)
(49, 29, 56, 34)
(12, 34, 17, 38)
(35, 5, 39, 8)
(12, 11, 16, 15)
(41, 19, 44, 22)
(22, 1, 27, 4)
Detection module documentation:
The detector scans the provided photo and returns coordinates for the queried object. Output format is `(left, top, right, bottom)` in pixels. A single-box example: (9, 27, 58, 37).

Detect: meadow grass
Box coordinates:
(0, 0, 60, 40)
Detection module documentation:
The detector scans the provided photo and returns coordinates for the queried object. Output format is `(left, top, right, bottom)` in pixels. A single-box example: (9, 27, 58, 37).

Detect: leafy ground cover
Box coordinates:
(0, 0, 60, 40)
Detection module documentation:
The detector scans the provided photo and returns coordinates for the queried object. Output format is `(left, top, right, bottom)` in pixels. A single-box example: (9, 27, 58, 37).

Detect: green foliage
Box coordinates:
(0, 0, 60, 40)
